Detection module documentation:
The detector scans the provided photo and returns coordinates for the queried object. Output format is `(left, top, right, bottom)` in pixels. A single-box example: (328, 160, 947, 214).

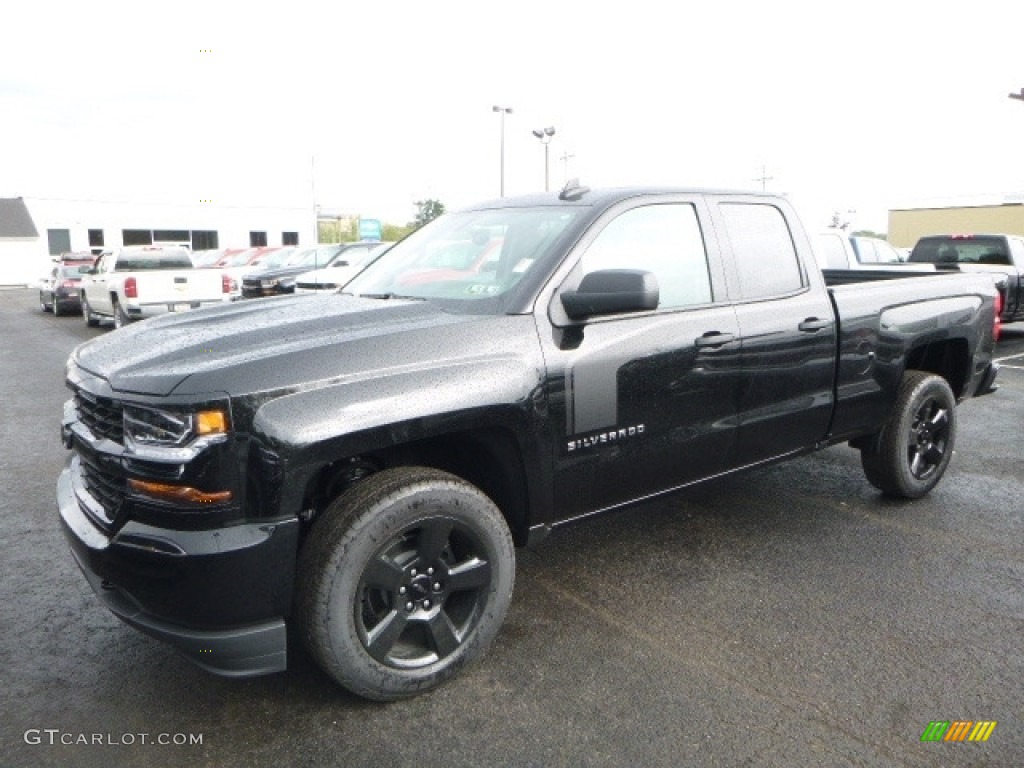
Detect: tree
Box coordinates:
(411, 199, 445, 230)
(382, 223, 414, 241)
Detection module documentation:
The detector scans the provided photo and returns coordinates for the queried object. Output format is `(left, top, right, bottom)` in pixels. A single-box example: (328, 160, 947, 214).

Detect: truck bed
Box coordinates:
(825, 270, 998, 439)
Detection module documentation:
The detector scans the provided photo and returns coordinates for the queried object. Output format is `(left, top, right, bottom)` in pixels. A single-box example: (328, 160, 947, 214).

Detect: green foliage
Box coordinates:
(851, 230, 888, 240)
(411, 199, 446, 230)
(382, 223, 414, 241)
(318, 220, 358, 243)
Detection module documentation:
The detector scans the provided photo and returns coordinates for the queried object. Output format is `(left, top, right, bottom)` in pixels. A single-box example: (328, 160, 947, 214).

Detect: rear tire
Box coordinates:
(113, 298, 131, 329)
(296, 467, 515, 701)
(82, 294, 100, 327)
(860, 371, 956, 499)
(40, 291, 52, 312)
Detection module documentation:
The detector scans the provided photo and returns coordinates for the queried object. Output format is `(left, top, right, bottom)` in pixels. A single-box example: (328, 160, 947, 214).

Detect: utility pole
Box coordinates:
(492, 105, 513, 197)
(753, 165, 773, 191)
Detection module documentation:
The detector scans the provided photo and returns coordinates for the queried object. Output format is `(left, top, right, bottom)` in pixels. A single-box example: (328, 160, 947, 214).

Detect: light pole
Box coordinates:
(532, 126, 556, 192)
(492, 105, 513, 196)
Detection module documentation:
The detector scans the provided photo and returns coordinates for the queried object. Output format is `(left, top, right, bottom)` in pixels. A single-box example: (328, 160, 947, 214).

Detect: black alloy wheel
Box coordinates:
(860, 371, 957, 499)
(297, 466, 515, 701)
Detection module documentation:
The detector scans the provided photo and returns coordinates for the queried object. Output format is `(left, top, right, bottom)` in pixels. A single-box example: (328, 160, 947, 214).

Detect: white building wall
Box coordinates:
(0, 239, 49, 287)
(0, 198, 316, 285)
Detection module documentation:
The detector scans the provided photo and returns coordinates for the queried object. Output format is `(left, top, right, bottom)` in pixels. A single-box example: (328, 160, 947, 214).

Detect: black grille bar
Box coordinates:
(74, 388, 124, 443)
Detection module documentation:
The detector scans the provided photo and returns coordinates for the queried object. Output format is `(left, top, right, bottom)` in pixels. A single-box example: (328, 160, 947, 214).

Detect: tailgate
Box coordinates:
(133, 271, 223, 303)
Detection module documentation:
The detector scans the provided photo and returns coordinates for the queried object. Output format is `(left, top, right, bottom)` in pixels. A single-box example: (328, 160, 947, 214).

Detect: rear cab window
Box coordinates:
(910, 236, 1011, 266)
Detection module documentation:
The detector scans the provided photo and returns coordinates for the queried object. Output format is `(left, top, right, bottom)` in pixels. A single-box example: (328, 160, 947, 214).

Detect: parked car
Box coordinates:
(241, 245, 351, 298)
(58, 184, 1000, 701)
(79, 246, 231, 328)
(39, 262, 91, 315)
(294, 242, 393, 293)
(191, 248, 228, 267)
(208, 247, 297, 300)
(813, 231, 925, 270)
(908, 234, 1024, 323)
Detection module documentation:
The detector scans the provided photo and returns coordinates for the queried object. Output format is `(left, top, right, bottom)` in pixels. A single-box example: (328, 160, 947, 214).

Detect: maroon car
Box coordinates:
(40, 259, 93, 316)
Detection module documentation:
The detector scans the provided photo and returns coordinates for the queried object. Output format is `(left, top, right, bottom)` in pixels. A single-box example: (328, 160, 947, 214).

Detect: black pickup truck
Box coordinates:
(58, 185, 1000, 700)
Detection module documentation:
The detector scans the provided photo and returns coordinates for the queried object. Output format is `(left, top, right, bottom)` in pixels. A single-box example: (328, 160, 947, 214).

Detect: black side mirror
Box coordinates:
(560, 269, 659, 319)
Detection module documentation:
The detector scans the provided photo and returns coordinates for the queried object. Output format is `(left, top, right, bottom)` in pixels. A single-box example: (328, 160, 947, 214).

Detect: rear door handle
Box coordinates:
(798, 317, 830, 333)
(694, 331, 736, 349)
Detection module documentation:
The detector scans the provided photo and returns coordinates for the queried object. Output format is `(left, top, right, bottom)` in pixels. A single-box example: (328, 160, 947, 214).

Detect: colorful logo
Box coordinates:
(920, 721, 997, 742)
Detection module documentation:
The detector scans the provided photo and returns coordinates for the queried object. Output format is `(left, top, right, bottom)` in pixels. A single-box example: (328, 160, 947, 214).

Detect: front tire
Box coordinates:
(296, 467, 515, 701)
(860, 371, 957, 498)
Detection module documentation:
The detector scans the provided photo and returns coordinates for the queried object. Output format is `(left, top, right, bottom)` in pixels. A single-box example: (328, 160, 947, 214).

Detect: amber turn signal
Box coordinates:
(128, 479, 233, 504)
(196, 409, 229, 435)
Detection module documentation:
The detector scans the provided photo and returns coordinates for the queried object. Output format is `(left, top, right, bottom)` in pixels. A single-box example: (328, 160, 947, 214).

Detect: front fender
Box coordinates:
(250, 357, 546, 516)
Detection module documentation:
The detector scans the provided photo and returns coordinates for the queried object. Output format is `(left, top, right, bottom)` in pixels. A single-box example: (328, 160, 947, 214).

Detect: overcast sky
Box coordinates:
(2, 0, 1022, 234)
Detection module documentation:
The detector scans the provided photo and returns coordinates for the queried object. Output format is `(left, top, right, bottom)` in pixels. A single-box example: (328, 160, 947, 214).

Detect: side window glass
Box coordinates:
(858, 239, 880, 263)
(814, 233, 847, 270)
(579, 203, 712, 309)
(720, 203, 804, 300)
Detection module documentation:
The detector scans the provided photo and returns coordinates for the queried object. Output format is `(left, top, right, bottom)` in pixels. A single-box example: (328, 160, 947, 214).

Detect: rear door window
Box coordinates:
(720, 203, 804, 300)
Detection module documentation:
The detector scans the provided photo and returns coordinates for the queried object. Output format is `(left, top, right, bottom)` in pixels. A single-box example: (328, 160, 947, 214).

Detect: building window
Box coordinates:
(192, 230, 219, 250)
(46, 229, 71, 255)
(88, 229, 104, 248)
(249, 231, 268, 247)
(122, 229, 153, 246)
(282, 231, 299, 246)
(153, 229, 190, 243)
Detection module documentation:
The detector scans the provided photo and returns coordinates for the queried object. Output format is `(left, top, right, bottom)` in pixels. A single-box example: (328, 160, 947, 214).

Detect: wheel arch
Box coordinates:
(296, 425, 535, 548)
(905, 337, 970, 399)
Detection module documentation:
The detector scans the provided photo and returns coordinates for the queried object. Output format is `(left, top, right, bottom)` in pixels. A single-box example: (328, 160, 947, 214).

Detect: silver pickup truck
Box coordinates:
(79, 246, 230, 329)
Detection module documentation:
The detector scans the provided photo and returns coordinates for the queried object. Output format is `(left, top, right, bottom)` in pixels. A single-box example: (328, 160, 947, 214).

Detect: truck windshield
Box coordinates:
(344, 207, 579, 312)
(909, 236, 1011, 266)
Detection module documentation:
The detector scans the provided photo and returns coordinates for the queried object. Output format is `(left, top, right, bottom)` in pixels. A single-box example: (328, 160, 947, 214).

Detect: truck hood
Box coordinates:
(72, 294, 476, 396)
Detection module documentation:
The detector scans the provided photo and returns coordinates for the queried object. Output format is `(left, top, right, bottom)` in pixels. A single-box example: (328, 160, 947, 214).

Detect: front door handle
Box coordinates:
(798, 317, 831, 333)
(694, 331, 736, 349)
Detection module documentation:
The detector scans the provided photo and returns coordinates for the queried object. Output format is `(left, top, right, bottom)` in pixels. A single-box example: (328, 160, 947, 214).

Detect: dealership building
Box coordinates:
(0, 196, 315, 286)
(888, 196, 1024, 248)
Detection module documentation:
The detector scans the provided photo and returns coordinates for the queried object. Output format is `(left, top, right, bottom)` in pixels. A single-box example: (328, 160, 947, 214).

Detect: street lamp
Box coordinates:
(532, 126, 556, 192)
(492, 105, 513, 196)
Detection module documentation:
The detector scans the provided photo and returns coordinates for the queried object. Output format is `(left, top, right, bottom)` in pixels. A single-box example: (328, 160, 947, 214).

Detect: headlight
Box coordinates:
(261, 278, 279, 288)
(123, 404, 229, 448)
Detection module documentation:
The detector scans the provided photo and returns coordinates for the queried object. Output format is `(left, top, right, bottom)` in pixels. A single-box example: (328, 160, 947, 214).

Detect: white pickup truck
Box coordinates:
(813, 231, 919, 269)
(79, 246, 230, 329)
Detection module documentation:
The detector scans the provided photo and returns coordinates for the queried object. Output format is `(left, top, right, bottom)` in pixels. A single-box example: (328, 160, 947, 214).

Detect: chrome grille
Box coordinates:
(74, 388, 124, 444)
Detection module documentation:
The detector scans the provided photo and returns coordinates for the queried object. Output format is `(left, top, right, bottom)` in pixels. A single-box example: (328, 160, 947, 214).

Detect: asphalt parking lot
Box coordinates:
(1, 286, 1021, 768)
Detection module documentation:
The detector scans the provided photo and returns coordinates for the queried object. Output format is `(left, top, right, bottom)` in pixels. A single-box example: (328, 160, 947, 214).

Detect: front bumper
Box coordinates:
(57, 460, 298, 677)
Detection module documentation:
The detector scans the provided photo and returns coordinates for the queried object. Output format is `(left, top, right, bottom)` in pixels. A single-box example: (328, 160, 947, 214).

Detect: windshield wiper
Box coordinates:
(358, 292, 424, 301)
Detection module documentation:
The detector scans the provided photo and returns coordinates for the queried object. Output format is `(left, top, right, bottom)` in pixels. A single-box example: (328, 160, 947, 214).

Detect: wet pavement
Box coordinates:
(1, 287, 1021, 767)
